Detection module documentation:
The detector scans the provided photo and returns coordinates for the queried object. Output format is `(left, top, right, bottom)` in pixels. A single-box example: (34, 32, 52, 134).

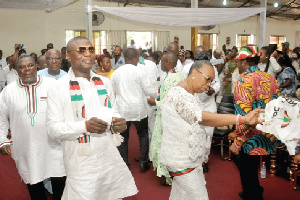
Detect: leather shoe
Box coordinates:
(134, 157, 140, 162)
(203, 162, 209, 173)
(139, 162, 150, 171)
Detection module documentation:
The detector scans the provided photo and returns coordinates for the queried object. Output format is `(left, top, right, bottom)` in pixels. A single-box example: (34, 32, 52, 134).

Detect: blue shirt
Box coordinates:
(37, 69, 67, 80)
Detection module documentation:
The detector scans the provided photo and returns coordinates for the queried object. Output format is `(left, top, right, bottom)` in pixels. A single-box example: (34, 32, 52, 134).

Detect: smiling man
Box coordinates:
(46, 36, 138, 199)
(0, 54, 66, 200)
(38, 49, 67, 80)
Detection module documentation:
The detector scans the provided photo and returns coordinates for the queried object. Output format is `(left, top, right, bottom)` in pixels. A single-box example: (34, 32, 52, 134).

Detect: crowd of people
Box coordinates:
(0, 36, 300, 200)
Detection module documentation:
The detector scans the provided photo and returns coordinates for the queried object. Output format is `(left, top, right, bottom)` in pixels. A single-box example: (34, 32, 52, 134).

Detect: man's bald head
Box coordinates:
(66, 36, 90, 52)
(161, 51, 177, 72)
(167, 42, 179, 54)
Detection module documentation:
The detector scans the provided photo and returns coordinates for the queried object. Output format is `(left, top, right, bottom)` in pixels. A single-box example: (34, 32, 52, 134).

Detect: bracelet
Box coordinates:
(236, 114, 242, 126)
(85, 120, 88, 132)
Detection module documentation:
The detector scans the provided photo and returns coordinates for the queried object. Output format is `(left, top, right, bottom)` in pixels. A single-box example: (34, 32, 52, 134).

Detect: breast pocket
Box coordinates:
(38, 97, 48, 113)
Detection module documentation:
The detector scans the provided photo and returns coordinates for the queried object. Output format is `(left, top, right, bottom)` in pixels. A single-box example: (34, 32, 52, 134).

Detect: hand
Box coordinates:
(147, 97, 156, 106)
(112, 118, 127, 133)
(205, 87, 215, 96)
(229, 143, 240, 155)
(86, 117, 108, 134)
(243, 108, 264, 125)
(0, 145, 11, 155)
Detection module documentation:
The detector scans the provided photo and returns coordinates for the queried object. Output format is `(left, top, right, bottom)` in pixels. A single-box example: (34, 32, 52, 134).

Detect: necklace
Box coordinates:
(183, 80, 192, 94)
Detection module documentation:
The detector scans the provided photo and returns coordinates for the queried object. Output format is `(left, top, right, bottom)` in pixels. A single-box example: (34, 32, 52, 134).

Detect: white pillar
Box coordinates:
(85, 0, 93, 41)
(191, 0, 198, 8)
(259, 0, 267, 48)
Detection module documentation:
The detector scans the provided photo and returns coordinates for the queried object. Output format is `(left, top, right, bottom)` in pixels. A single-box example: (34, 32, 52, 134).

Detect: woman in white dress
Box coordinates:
(160, 60, 262, 200)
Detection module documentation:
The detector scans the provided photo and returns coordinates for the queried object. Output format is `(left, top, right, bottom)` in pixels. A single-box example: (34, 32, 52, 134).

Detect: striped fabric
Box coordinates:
(169, 167, 195, 177)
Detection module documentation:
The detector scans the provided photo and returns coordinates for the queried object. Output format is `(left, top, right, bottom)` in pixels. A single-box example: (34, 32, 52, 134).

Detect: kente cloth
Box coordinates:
(0, 75, 65, 184)
(150, 72, 184, 185)
(47, 69, 138, 200)
(234, 66, 280, 155)
(256, 96, 300, 155)
(160, 86, 210, 199)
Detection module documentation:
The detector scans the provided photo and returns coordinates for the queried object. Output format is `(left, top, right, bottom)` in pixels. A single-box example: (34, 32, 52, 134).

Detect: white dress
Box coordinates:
(0, 76, 65, 184)
(47, 74, 138, 200)
(160, 86, 211, 200)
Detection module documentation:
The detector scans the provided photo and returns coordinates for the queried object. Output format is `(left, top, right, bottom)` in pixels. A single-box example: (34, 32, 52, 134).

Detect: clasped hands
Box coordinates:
(86, 117, 127, 134)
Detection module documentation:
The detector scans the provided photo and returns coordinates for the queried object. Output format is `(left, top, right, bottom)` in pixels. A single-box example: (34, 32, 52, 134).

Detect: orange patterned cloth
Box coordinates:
(234, 66, 280, 155)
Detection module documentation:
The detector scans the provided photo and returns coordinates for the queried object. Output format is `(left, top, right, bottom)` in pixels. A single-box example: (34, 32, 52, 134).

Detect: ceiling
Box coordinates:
(98, 0, 300, 21)
(0, 0, 299, 20)
(0, 0, 79, 12)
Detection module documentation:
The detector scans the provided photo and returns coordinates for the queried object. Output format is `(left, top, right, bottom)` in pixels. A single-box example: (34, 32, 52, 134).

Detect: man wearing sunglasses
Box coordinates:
(37, 49, 67, 80)
(46, 36, 138, 199)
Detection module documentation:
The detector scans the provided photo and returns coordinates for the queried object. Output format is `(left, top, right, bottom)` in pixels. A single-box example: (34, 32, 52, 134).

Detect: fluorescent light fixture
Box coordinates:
(274, 2, 278, 7)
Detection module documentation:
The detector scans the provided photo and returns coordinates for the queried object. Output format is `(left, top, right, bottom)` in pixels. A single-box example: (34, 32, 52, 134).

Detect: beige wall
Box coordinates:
(0, 0, 299, 58)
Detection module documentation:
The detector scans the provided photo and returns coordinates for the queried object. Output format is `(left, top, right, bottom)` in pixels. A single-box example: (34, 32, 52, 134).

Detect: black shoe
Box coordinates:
(134, 157, 140, 162)
(160, 179, 171, 186)
(203, 162, 209, 173)
(238, 191, 244, 199)
(139, 162, 150, 171)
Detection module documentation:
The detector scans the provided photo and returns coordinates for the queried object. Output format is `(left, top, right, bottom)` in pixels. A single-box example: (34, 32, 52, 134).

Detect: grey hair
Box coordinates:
(188, 60, 213, 76)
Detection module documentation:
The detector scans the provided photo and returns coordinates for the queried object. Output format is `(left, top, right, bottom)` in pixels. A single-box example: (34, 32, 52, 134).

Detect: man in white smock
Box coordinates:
(0, 55, 66, 200)
(46, 36, 138, 200)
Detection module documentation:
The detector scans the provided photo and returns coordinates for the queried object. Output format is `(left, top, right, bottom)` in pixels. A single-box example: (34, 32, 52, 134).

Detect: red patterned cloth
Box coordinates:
(234, 66, 280, 155)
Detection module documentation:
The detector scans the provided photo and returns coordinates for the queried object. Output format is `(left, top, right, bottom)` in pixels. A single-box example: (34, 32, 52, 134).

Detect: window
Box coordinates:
(197, 34, 218, 51)
(236, 34, 255, 49)
(270, 35, 286, 51)
(66, 30, 107, 55)
(126, 31, 152, 52)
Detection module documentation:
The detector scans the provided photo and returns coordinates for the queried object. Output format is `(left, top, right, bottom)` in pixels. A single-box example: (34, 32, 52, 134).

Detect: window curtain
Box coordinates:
(93, 6, 265, 27)
(152, 31, 170, 52)
(107, 30, 126, 53)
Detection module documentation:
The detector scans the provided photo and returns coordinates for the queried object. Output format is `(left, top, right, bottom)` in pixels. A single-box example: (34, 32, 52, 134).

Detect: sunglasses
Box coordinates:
(68, 46, 95, 54)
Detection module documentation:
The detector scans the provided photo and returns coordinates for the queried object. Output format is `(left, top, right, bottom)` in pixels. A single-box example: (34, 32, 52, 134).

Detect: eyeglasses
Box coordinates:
(195, 68, 216, 84)
(68, 46, 95, 54)
(18, 63, 35, 70)
(46, 57, 61, 62)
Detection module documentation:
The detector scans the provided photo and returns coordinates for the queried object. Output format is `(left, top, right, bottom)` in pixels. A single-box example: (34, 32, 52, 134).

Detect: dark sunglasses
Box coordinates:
(68, 46, 95, 54)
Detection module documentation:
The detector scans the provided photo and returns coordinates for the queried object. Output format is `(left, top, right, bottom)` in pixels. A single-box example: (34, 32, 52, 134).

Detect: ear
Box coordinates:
(66, 52, 71, 62)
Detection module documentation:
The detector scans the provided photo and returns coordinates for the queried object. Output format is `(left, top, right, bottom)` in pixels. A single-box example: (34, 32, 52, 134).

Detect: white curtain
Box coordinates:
(107, 30, 126, 53)
(93, 6, 265, 27)
(152, 31, 170, 52)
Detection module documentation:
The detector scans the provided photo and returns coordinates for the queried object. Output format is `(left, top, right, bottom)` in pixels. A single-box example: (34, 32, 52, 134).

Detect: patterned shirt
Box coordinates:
(234, 66, 280, 155)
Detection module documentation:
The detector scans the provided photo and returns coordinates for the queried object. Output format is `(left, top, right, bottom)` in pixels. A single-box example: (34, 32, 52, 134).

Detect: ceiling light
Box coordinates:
(274, 2, 278, 7)
(223, 0, 227, 6)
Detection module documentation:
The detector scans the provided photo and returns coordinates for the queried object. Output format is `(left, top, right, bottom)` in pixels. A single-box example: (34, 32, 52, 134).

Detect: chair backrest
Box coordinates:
(217, 94, 235, 114)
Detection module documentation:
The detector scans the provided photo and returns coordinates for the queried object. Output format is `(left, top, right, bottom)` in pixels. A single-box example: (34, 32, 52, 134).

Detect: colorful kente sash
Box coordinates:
(69, 69, 118, 155)
(169, 167, 195, 177)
